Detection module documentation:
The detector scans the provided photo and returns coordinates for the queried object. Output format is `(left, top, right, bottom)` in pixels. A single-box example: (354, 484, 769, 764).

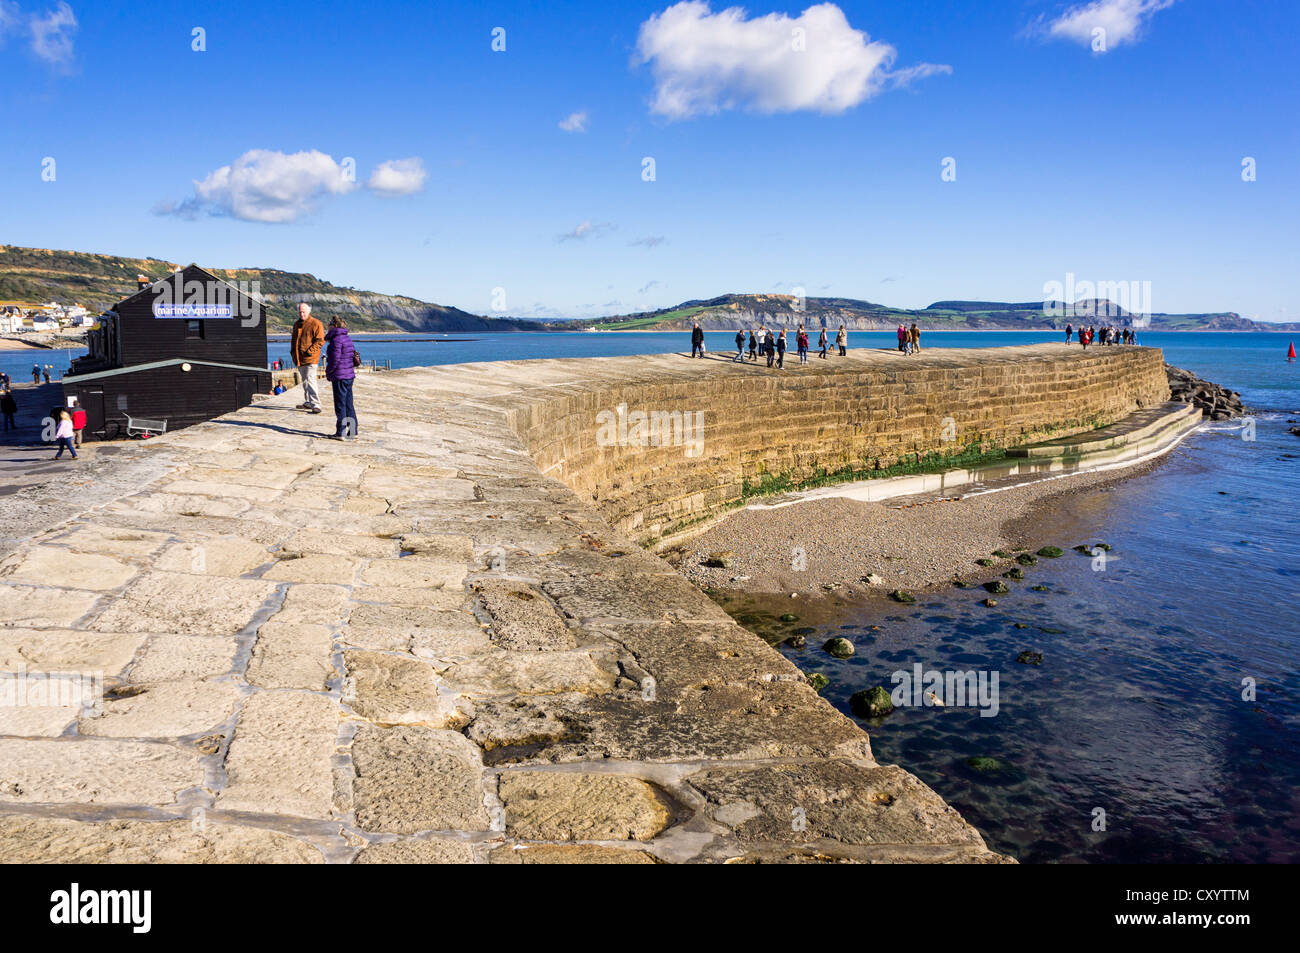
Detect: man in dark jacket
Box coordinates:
(690, 323, 705, 358)
(1, 389, 15, 432)
(733, 329, 745, 362)
(324, 316, 358, 439)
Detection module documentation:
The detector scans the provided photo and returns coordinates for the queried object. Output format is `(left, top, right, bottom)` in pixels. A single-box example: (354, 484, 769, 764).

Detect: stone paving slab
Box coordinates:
(0, 352, 1036, 863)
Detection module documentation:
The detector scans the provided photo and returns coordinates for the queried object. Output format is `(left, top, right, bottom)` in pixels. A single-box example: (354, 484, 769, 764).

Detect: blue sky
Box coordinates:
(1, 0, 1297, 320)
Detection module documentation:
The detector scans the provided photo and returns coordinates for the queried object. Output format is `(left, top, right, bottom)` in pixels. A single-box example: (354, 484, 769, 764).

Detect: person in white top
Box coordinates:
(53, 409, 77, 460)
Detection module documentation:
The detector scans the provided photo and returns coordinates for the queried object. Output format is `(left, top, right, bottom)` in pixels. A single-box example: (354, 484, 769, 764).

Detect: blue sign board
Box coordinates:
(153, 303, 235, 319)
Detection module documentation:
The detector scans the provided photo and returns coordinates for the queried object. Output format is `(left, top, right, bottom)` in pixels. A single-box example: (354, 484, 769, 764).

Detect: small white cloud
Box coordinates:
(1035, 0, 1177, 51)
(166, 149, 357, 223)
(639, 280, 663, 294)
(635, 1, 948, 119)
(367, 157, 427, 196)
(629, 235, 666, 247)
(558, 110, 588, 132)
(558, 220, 613, 242)
(28, 0, 76, 69)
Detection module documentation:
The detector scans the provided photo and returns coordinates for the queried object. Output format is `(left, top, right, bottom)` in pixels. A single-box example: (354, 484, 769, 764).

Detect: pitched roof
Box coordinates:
(111, 264, 266, 313)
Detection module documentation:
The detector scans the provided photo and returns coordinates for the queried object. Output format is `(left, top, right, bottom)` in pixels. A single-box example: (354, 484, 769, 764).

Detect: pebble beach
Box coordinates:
(673, 460, 1160, 598)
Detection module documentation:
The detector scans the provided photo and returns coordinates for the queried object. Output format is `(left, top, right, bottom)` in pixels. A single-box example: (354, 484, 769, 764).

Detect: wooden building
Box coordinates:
(62, 265, 271, 439)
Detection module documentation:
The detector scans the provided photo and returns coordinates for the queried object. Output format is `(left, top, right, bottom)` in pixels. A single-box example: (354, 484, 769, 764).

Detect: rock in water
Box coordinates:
(1036, 546, 1063, 558)
(823, 637, 855, 659)
(1016, 650, 1044, 666)
(806, 673, 829, 692)
(850, 685, 895, 718)
(1166, 363, 1245, 418)
(889, 589, 916, 603)
(984, 580, 1010, 594)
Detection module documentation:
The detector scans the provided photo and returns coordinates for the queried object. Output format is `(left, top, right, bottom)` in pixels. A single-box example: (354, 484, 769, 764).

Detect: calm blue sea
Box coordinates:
(6, 329, 1298, 863)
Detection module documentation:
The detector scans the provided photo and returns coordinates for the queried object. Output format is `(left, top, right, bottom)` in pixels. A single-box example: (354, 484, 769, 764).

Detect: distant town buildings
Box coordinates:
(0, 300, 96, 333)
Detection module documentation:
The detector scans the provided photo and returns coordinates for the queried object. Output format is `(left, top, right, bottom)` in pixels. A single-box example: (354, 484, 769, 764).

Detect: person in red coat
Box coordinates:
(68, 397, 88, 446)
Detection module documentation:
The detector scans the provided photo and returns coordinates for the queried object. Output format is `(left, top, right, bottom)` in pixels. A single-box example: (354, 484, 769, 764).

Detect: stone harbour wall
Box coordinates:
(0, 344, 1161, 864)
(506, 344, 1170, 543)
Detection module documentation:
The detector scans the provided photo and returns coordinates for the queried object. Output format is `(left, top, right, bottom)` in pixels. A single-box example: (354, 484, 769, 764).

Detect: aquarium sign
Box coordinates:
(153, 302, 234, 319)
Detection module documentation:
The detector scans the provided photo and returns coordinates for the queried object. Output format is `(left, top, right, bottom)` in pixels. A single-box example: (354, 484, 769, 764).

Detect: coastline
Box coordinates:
(673, 457, 1166, 601)
(0, 338, 49, 351)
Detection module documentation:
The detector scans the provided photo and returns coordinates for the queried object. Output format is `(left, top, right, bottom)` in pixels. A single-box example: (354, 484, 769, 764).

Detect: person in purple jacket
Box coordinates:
(324, 315, 358, 439)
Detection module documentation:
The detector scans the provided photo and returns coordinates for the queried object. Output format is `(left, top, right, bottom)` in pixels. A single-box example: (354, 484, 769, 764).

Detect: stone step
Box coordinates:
(1006, 401, 1200, 460)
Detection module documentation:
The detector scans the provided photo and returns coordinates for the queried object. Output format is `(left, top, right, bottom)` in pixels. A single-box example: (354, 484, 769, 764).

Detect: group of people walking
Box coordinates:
(896, 323, 922, 354)
(1065, 323, 1138, 349)
(31, 364, 53, 384)
(290, 303, 360, 439)
(691, 322, 850, 368)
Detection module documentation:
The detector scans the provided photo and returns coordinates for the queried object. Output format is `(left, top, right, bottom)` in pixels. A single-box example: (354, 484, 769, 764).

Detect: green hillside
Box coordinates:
(0, 245, 553, 333)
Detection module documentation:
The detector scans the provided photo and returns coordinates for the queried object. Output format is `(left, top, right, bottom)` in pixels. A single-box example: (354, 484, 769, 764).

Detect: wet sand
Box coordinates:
(672, 460, 1161, 600)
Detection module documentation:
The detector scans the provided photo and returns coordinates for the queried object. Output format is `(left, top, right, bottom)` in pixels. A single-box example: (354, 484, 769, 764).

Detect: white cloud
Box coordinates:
(367, 157, 427, 196)
(29, 0, 76, 69)
(635, 1, 948, 119)
(558, 220, 613, 242)
(558, 110, 588, 132)
(1036, 0, 1177, 51)
(629, 235, 666, 247)
(168, 150, 357, 223)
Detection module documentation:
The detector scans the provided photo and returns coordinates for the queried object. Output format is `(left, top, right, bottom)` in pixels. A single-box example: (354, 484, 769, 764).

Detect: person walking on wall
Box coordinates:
(797, 326, 809, 365)
(1, 389, 15, 432)
(690, 322, 705, 358)
(897, 324, 908, 354)
(52, 409, 77, 460)
(291, 303, 326, 414)
(818, 326, 828, 359)
(764, 328, 776, 368)
(748, 329, 758, 362)
(836, 325, 847, 357)
(909, 323, 921, 354)
(733, 328, 745, 362)
(1065, 323, 1073, 344)
(776, 329, 787, 369)
(324, 315, 359, 440)
(32, 364, 41, 384)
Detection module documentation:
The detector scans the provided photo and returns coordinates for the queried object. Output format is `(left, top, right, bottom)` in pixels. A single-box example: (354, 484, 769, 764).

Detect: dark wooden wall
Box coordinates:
(63, 363, 272, 440)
